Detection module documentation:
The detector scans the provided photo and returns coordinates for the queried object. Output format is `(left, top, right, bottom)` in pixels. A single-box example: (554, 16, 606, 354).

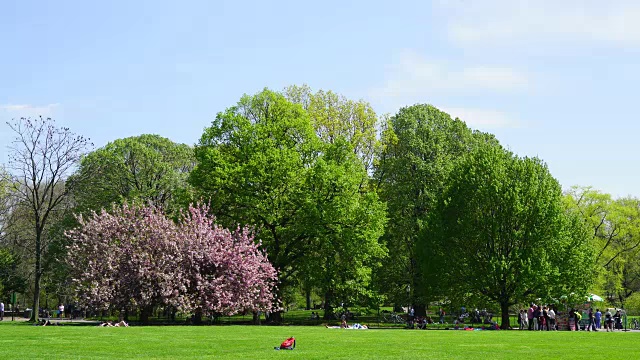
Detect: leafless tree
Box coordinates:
(3, 117, 91, 322)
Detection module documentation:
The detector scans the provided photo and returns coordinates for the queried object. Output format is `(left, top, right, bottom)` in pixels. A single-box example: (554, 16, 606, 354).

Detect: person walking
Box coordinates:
(595, 309, 602, 330)
(0, 301, 4, 321)
(527, 304, 534, 330)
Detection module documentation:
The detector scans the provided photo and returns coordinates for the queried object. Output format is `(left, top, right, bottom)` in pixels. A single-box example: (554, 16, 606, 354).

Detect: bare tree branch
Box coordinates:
(3, 117, 92, 322)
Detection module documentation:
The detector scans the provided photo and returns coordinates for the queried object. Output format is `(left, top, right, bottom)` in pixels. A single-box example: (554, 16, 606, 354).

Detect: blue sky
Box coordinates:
(1, 0, 639, 197)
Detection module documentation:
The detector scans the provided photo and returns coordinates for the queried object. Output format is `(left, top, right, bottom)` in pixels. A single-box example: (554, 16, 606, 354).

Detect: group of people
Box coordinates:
(39, 304, 67, 319)
(412, 315, 436, 329)
(520, 304, 557, 330)
(520, 304, 624, 331)
(573, 308, 623, 332)
(407, 307, 439, 329)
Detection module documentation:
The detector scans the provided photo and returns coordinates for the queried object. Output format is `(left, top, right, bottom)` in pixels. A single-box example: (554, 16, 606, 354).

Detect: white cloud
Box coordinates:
(0, 103, 59, 118)
(437, 0, 640, 49)
(439, 107, 521, 129)
(370, 50, 528, 101)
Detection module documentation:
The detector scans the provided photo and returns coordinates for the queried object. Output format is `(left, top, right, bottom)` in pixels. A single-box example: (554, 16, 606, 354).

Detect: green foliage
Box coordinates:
(374, 104, 478, 307)
(2, 90, 627, 322)
(564, 187, 640, 306)
(284, 84, 381, 171)
(189, 89, 387, 312)
(0, 248, 27, 299)
(421, 141, 594, 328)
(71, 134, 194, 214)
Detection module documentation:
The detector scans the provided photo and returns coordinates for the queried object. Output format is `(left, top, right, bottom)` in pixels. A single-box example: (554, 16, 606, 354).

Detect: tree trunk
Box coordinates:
(252, 311, 261, 325)
(500, 302, 510, 330)
(415, 304, 426, 317)
(30, 232, 42, 323)
(305, 289, 311, 310)
(193, 308, 203, 325)
(139, 305, 154, 324)
(266, 283, 284, 324)
(30, 271, 41, 322)
(269, 311, 283, 323)
(323, 291, 334, 320)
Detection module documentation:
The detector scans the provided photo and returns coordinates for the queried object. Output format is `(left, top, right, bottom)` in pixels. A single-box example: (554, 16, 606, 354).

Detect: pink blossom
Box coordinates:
(65, 203, 278, 316)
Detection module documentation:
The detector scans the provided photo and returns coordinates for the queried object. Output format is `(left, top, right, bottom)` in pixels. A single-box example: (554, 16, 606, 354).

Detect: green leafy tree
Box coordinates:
(422, 141, 593, 329)
(564, 187, 640, 307)
(284, 84, 381, 172)
(294, 139, 386, 315)
(373, 104, 479, 312)
(189, 89, 386, 320)
(284, 85, 384, 307)
(70, 134, 194, 213)
(0, 191, 34, 304)
(0, 248, 27, 301)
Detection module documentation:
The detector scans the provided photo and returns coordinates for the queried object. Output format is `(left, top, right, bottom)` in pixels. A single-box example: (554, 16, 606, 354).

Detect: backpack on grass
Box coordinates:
(275, 337, 296, 350)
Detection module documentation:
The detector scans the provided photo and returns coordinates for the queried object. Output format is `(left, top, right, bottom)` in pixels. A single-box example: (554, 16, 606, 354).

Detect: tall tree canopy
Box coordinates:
(373, 104, 479, 310)
(564, 186, 640, 306)
(284, 84, 380, 171)
(70, 134, 194, 213)
(422, 141, 594, 329)
(189, 89, 386, 319)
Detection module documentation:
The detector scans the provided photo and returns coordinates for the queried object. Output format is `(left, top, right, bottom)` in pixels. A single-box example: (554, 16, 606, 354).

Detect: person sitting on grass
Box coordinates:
(340, 313, 347, 328)
(416, 317, 427, 330)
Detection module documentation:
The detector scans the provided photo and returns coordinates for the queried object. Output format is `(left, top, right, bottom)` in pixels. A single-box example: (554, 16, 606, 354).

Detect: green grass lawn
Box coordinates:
(0, 322, 638, 359)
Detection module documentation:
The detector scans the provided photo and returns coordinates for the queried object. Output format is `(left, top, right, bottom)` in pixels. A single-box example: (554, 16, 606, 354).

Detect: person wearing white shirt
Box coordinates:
(547, 308, 556, 330)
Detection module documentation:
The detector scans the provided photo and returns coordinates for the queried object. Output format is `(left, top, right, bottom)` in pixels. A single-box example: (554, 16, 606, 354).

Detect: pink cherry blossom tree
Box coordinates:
(66, 203, 278, 324)
(177, 205, 278, 319)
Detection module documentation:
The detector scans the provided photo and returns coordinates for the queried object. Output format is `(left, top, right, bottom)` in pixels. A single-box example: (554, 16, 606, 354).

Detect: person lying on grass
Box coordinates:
(99, 321, 129, 327)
